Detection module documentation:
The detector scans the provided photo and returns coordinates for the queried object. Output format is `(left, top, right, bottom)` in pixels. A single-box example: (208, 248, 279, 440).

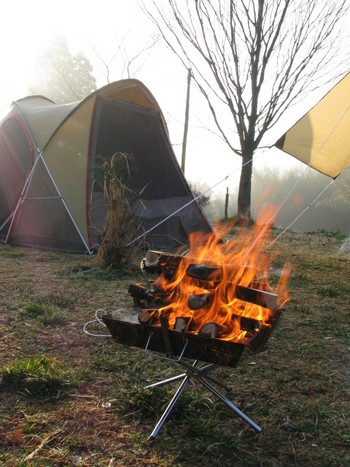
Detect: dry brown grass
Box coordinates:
(0, 230, 349, 466)
(96, 152, 144, 270)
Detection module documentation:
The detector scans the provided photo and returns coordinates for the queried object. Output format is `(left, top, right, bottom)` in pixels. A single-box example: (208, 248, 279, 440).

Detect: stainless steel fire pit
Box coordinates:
(102, 248, 288, 439)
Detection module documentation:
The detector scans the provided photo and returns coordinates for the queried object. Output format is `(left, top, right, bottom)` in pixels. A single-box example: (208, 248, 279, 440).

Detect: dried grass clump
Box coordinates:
(97, 152, 144, 269)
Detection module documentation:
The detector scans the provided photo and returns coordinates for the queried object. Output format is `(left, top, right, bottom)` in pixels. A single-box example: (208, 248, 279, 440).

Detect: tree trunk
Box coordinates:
(237, 153, 253, 220)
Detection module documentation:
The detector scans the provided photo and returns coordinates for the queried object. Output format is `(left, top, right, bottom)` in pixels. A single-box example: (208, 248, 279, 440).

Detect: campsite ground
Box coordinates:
(0, 230, 349, 466)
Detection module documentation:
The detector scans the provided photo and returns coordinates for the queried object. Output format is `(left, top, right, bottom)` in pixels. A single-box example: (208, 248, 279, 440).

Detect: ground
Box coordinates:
(0, 230, 349, 466)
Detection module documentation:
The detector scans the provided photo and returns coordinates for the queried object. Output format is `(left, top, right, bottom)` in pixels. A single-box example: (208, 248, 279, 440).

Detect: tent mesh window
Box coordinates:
(89, 98, 210, 248)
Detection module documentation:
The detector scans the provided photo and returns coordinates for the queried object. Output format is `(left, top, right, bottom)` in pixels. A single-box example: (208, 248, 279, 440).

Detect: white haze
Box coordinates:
(0, 0, 303, 189)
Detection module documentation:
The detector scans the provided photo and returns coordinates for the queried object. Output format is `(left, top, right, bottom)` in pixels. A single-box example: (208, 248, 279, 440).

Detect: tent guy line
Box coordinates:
(269, 178, 335, 247)
(126, 159, 255, 246)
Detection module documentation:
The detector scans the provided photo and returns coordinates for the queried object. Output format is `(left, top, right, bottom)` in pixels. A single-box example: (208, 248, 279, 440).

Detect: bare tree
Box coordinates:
(91, 33, 160, 83)
(140, 0, 349, 219)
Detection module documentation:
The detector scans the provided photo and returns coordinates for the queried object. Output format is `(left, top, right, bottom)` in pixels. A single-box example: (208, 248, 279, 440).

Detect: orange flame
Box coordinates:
(153, 208, 293, 343)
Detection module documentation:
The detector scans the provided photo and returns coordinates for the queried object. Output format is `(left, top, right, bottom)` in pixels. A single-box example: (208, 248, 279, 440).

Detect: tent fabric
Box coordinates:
(275, 72, 350, 179)
(0, 79, 212, 253)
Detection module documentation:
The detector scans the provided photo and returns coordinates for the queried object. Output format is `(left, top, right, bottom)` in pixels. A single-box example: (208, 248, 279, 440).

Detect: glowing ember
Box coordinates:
(148, 209, 293, 343)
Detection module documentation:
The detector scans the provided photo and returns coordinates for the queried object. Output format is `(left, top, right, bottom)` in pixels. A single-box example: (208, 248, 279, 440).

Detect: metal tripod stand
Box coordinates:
(144, 330, 263, 440)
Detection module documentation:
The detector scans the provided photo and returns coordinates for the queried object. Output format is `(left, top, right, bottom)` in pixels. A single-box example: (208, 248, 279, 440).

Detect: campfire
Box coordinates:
(102, 212, 293, 438)
(103, 212, 292, 366)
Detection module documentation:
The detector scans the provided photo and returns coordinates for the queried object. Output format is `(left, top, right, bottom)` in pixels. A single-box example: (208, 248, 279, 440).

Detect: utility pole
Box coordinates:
(224, 187, 229, 219)
(181, 68, 192, 174)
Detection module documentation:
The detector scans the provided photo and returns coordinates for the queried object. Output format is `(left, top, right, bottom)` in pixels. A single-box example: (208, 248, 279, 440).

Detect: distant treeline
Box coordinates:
(202, 167, 350, 235)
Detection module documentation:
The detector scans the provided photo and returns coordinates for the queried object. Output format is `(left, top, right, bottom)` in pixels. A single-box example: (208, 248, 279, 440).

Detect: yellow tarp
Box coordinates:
(276, 72, 350, 178)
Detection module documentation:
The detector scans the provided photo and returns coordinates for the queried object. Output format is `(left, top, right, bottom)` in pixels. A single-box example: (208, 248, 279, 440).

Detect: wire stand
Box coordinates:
(144, 329, 263, 440)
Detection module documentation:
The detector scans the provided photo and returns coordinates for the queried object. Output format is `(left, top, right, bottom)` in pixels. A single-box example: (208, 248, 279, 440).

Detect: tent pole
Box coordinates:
(37, 150, 93, 254)
(4, 149, 43, 242)
(5, 148, 92, 254)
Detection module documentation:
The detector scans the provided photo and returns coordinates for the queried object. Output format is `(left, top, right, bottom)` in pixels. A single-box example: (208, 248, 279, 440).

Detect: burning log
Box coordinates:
(234, 285, 278, 310)
(174, 316, 192, 332)
(239, 316, 261, 333)
(128, 284, 153, 305)
(199, 322, 222, 339)
(131, 261, 282, 350)
(138, 309, 159, 324)
(186, 264, 223, 282)
(128, 283, 167, 307)
(248, 309, 282, 353)
(141, 250, 184, 280)
(188, 292, 213, 310)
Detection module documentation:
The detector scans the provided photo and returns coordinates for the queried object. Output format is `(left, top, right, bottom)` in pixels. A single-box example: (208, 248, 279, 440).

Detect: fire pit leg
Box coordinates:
(146, 359, 263, 439)
(196, 375, 263, 433)
(179, 361, 232, 393)
(144, 373, 186, 389)
(148, 374, 190, 440)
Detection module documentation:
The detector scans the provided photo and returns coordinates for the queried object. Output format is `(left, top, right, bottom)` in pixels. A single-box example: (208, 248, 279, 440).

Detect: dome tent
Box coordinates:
(0, 79, 212, 253)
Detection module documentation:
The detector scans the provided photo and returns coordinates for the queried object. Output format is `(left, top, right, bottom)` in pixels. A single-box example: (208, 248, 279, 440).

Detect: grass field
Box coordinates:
(0, 230, 349, 466)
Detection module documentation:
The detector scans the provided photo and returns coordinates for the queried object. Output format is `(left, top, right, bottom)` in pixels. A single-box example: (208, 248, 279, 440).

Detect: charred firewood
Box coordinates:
(174, 316, 192, 332)
(141, 250, 184, 280)
(128, 283, 168, 307)
(239, 316, 261, 332)
(186, 264, 223, 282)
(235, 285, 278, 310)
(188, 292, 213, 310)
(248, 309, 282, 353)
(199, 322, 222, 339)
(128, 284, 153, 306)
(138, 309, 159, 324)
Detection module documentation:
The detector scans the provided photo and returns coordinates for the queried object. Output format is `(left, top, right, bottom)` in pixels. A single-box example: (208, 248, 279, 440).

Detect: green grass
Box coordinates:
(0, 355, 78, 397)
(312, 228, 347, 239)
(23, 299, 70, 326)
